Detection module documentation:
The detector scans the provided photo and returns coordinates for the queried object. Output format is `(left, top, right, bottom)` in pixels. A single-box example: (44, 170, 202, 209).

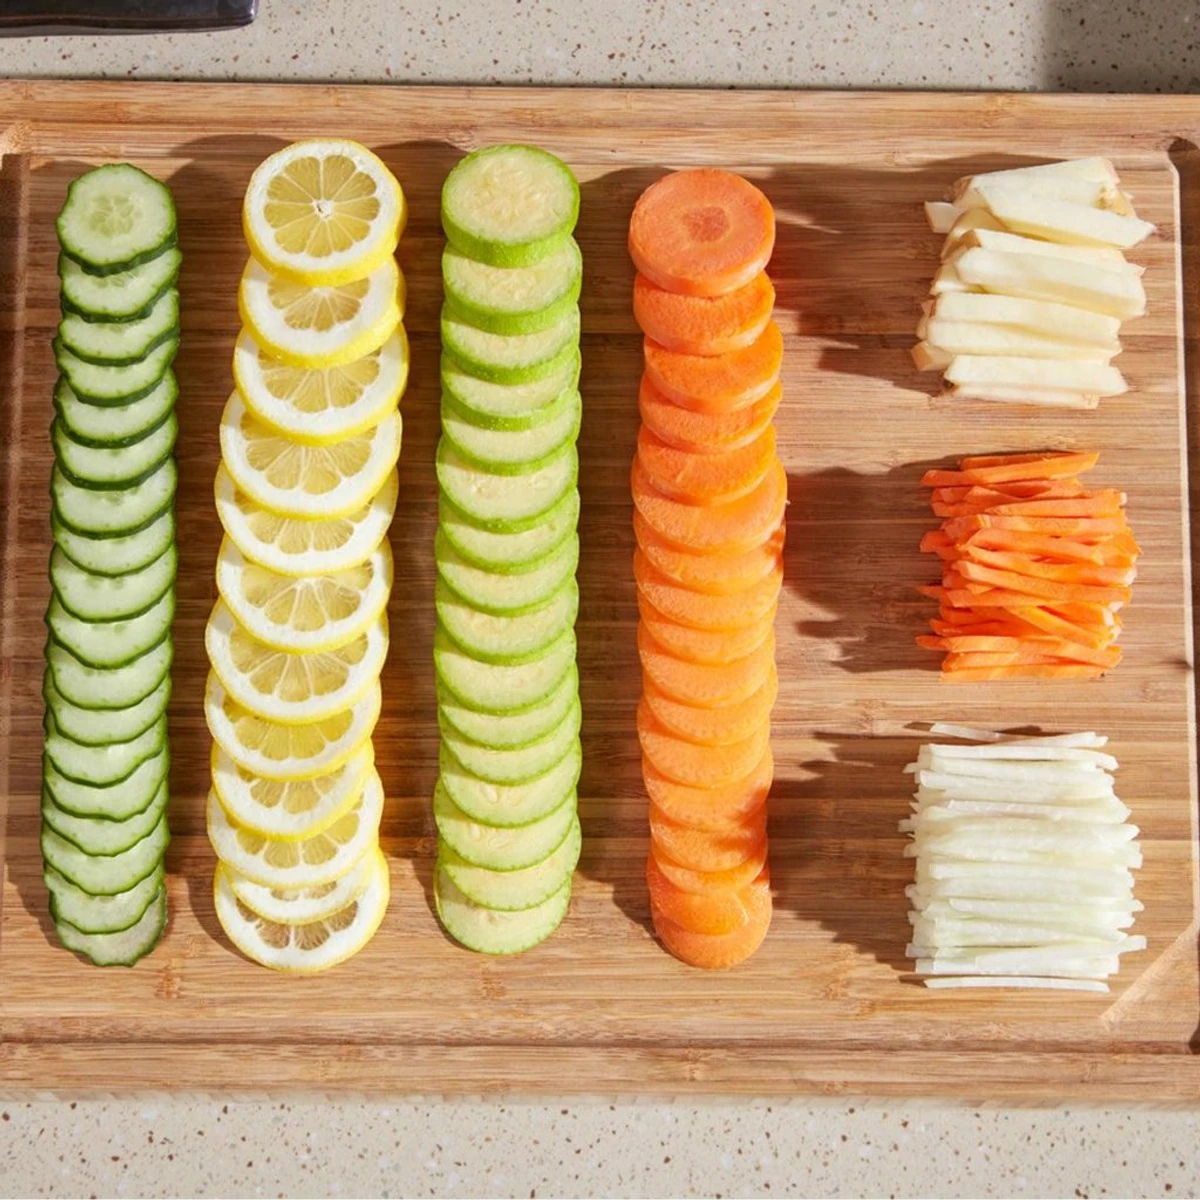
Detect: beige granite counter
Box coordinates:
(4, 2, 1200, 1197)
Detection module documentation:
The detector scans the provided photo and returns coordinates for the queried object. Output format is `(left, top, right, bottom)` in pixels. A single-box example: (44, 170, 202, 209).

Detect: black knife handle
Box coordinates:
(0, 0, 257, 33)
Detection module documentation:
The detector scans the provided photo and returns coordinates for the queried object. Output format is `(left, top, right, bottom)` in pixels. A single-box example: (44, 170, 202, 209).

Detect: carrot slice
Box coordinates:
(639, 376, 782, 454)
(643, 322, 783, 414)
(643, 667, 777, 746)
(636, 423, 777, 505)
(962, 528, 1108, 565)
(636, 511, 784, 596)
(628, 168, 775, 298)
(945, 514, 1129, 540)
(955, 560, 1131, 606)
(633, 270, 775, 356)
(651, 835, 769, 895)
(647, 855, 770, 936)
(638, 698, 771, 788)
(965, 545, 1136, 588)
(653, 889, 772, 969)
(643, 746, 773, 831)
(639, 621, 776, 708)
(649, 803, 768, 874)
(635, 550, 782, 631)
(921, 452, 1099, 487)
(631, 455, 787, 555)
(637, 593, 776, 665)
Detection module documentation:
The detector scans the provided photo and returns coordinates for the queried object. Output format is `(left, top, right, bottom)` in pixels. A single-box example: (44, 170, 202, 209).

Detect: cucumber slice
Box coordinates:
(57, 164, 177, 275)
(436, 575, 578, 663)
(44, 745, 168, 820)
(47, 589, 174, 669)
(44, 669, 170, 746)
(436, 440, 577, 531)
(59, 246, 181, 322)
(50, 544, 176, 623)
(43, 780, 167, 856)
(44, 712, 166, 787)
(435, 867, 570, 954)
(59, 288, 179, 366)
(442, 388, 580, 475)
(439, 488, 578, 575)
(46, 634, 172, 710)
(53, 413, 177, 489)
(440, 738, 580, 827)
(54, 885, 167, 966)
(442, 701, 580, 786)
(441, 145, 579, 267)
(441, 816, 580, 912)
(54, 374, 177, 449)
(434, 623, 575, 714)
(53, 509, 175, 577)
(436, 530, 579, 617)
(443, 238, 582, 335)
(52, 458, 176, 537)
(438, 664, 579, 751)
(55, 335, 178, 406)
(45, 862, 164, 935)
(441, 348, 580, 431)
(442, 305, 580, 386)
(434, 779, 575, 871)
(42, 813, 169, 896)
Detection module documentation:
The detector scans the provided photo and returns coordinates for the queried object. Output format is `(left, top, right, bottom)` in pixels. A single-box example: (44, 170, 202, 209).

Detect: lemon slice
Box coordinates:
(214, 847, 390, 974)
(233, 328, 408, 445)
(212, 741, 372, 841)
(207, 770, 384, 889)
(243, 139, 405, 287)
(219, 390, 402, 520)
(238, 256, 402, 370)
(206, 600, 389, 726)
(223, 846, 382, 926)
(215, 464, 397, 577)
(215, 537, 393, 655)
(205, 670, 381, 780)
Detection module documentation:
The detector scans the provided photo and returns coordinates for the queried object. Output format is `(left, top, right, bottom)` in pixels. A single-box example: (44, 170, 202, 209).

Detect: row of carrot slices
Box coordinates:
(628, 168, 785, 968)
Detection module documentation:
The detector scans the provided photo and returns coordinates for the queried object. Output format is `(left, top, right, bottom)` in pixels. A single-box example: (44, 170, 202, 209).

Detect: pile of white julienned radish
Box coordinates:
(903, 723, 1144, 992)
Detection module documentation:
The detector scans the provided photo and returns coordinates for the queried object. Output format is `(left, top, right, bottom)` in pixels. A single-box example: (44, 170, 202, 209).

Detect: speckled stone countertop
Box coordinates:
(4, 3, 1200, 1198)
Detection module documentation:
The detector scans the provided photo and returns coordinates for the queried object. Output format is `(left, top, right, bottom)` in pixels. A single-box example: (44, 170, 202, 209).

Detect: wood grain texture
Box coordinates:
(1, 81, 1198, 1102)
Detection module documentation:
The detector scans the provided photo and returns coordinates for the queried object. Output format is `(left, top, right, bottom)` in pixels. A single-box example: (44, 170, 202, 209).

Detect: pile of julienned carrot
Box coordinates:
(917, 451, 1140, 681)
(628, 168, 785, 969)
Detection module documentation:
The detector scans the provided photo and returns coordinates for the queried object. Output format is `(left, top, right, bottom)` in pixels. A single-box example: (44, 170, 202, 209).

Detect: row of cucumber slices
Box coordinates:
(432, 145, 585, 954)
(42, 164, 181, 965)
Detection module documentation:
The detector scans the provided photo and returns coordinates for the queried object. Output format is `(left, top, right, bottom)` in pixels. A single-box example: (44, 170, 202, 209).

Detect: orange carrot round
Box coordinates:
(639, 621, 776, 708)
(649, 802, 767, 873)
(644, 747, 772, 831)
(631, 455, 787, 556)
(647, 855, 770, 936)
(635, 550, 782, 631)
(636, 511, 783, 596)
(636, 423, 777, 505)
(643, 668, 777, 747)
(637, 593, 776, 665)
(643, 322, 782, 413)
(638, 697, 770, 788)
(652, 888, 772, 969)
(628, 169, 775, 298)
(652, 835, 769, 895)
(639, 376, 782, 455)
(633, 270, 775, 356)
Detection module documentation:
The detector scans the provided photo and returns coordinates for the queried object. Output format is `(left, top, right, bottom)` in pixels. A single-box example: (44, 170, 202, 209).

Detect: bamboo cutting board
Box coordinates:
(1, 82, 1199, 1102)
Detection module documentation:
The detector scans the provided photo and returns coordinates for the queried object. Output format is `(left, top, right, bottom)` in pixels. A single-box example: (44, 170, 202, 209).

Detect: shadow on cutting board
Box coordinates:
(784, 463, 947, 676)
(770, 731, 915, 977)
(571, 165, 668, 938)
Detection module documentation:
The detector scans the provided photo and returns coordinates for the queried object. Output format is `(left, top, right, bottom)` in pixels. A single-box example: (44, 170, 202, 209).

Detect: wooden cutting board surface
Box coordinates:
(1, 82, 1199, 1101)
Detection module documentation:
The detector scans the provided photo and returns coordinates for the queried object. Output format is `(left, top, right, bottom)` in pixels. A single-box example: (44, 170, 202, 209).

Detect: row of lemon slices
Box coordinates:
(204, 140, 408, 973)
